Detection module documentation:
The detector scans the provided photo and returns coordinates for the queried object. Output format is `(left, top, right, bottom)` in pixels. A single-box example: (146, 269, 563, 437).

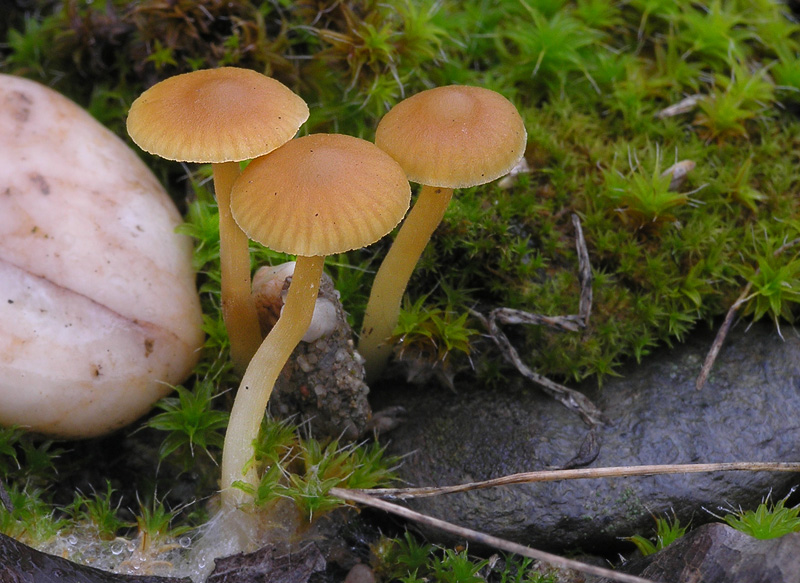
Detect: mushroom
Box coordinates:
(220, 133, 411, 505)
(126, 67, 309, 372)
(358, 85, 527, 382)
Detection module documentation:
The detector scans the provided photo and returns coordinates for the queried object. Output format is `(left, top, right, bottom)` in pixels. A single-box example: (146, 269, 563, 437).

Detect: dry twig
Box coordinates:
(330, 486, 660, 583)
(473, 214, 605, 425)
(655, 94, 703, 118)
(348, 461, 800, 500)
(696, 237, 800, 390)
(0, 479, 12, 513)
(333, 462, 800, 581)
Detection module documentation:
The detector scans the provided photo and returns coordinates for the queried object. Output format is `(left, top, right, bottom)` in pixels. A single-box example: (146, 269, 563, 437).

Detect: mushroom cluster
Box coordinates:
(125, 69, 525, 507)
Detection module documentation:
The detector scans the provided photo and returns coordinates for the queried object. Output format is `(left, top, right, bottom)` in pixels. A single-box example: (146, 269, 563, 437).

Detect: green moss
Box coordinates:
(624, 513, 688, 556)
(626, 490, 800, 556)
(372, 531, 558, 583)
(720, 491, 800, 539)
(234, 419, 400, 520)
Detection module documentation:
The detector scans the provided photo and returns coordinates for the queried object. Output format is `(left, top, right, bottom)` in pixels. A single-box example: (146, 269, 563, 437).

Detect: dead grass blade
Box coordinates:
(355, 462, 800, 500)
(330, 486, 660, 583)
(696, 237, 800, 390)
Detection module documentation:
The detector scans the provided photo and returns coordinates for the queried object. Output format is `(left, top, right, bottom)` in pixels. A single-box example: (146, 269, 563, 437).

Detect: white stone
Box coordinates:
(0, 74, 204, 438)
(251, 261, 338, 342)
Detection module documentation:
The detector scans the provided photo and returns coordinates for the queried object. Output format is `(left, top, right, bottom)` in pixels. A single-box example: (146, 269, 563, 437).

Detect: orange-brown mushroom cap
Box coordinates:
(374, 85, 527, 189)
(231, 134, 411, 257)
(126, 67, 309, 163)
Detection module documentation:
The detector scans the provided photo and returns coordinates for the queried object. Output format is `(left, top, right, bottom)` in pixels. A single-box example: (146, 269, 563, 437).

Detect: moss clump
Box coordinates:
(627, 490, 800, 557)
(371, 531, 559, 583)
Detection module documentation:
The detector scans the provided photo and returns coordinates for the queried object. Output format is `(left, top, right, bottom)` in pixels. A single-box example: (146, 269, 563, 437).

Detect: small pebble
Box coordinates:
(344, 563, 376, 583)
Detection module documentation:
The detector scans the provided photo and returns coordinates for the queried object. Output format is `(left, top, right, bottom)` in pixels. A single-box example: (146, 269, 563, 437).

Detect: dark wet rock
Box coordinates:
(0, 532, 189, 583)
(373, 321, 800, 551)
(0, 533, 328, 583)
(592, 523, 800, 583)
(0, 505, 380, 583)
(207, 543, 325, 583)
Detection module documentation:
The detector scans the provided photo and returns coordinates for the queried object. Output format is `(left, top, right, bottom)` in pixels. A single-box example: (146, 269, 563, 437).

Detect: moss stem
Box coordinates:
(359, 185, 453, 382)
(214, 161, 264, 374)
(220, 254, 325, 507)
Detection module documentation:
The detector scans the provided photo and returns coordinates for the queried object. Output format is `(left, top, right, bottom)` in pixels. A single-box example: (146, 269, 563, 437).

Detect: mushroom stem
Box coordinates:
(220, 254, 325, 507)
(213, 161, 264, 374)
(359, 184, 453, 382)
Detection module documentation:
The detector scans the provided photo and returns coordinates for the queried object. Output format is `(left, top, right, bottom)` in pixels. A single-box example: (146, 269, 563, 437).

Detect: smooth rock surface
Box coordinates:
(0, 74, 204, 437)
(374, 321, 800, 551)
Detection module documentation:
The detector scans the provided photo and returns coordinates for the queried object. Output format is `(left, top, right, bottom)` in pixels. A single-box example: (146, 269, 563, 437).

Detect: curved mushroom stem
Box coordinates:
(220, 254, 325, 508)
(213, 161, 264, 374)
(359, 184, 453, 382)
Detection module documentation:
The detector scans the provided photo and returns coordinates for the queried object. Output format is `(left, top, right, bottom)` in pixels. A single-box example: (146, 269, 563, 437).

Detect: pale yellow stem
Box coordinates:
(220, 254, 325, 507)
(359, 185, 453, 382)
(214, 161, 263, 374)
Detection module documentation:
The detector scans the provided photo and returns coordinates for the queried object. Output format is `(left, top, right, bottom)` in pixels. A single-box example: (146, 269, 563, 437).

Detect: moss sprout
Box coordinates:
(719, 490, 800, 540)
(625, 513, 689, 556)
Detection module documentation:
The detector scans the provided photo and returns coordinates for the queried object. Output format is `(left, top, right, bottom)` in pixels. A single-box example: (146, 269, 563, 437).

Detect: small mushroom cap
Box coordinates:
(126, 67, 309, 163)
(375, 85, 527, 189)
(231, 134, 411, 257)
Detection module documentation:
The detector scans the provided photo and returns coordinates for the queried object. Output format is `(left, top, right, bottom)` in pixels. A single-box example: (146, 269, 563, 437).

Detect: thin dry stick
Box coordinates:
(694, 283, 752, 390)
(0, 479, 12, 513)
(330, 486, 659, 583)
(354, 462, 800, 500)
(696, 237, 800, 390)
(473, 214, 606, 425)
(480, 309, 607, 425)
(574, 213, 593, 326)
